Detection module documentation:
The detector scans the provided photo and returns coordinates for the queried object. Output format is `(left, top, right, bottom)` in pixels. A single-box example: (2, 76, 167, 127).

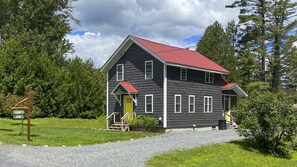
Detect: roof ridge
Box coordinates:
(130, 35, 196, 53)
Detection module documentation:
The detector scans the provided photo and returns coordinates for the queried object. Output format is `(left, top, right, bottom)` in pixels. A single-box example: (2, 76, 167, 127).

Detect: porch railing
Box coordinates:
(120, 112, 136, 131)
(106, 112, 121, 129)
(225, 112, 237, 129)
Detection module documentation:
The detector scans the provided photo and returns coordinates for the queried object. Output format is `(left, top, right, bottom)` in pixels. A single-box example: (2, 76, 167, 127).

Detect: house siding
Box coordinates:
(167, 66, 224, 128)
(108, 44, 164, 122)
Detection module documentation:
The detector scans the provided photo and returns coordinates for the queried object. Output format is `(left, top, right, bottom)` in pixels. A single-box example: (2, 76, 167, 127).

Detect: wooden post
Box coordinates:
(27, 94, 31, 142)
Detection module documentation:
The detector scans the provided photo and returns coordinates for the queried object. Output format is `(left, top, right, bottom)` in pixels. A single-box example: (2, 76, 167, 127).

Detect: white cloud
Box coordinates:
(68, 0, 241, 68)
(66, 33, 123, 68)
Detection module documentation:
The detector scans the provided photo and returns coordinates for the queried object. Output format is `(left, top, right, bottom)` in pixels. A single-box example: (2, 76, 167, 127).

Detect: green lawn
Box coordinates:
(0, 117, 159, 146)
(146, 140, 297, 167)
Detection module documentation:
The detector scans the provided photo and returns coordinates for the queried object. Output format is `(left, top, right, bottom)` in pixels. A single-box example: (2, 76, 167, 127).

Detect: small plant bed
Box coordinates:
(146, 140, 297, 167)
(129, 115, 160, 132)
(0, 117, 161, 146)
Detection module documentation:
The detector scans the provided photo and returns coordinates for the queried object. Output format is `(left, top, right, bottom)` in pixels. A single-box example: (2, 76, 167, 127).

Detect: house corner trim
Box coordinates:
(163, 64, 167, 128)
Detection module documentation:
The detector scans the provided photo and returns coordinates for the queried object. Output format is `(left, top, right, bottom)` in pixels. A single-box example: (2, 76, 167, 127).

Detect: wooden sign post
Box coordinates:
(27, 94, 31, 142)
(11, 93, 32, 143)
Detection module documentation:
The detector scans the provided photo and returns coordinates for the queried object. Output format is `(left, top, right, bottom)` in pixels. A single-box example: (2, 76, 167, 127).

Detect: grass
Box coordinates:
(0, 117, 160, 146)
(146, 140, 297, 167)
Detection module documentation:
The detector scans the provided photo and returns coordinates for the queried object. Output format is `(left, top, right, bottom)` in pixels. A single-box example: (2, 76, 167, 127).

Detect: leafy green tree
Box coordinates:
(237, 91, 297, 157)
(196, 21, 237, 82)
(0, 0, 106, 118)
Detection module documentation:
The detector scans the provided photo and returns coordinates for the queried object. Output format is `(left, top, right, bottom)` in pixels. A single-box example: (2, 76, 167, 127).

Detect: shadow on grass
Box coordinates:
(230, 140, 292, 159)
(0, 128, 13, 132)
(11, 123, 35, 126)
(8, 134, 40, 137)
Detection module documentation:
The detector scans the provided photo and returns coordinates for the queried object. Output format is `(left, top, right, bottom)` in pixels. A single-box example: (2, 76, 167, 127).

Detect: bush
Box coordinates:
(128, 115, 159, 132)
(237, 91, 297, 157)
(142, 116, 159, 132)
(128, 115, 143, 130)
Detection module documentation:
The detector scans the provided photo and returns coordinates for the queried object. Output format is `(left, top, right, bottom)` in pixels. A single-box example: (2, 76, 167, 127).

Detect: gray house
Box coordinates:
(101, 35, 248, 131)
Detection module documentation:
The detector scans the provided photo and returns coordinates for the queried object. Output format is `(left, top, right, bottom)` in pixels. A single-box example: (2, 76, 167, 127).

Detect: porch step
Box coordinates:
(109, 123, 129, 131)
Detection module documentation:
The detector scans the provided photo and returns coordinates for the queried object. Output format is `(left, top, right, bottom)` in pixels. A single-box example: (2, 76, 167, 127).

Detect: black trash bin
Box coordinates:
(218, 120, 227, 130)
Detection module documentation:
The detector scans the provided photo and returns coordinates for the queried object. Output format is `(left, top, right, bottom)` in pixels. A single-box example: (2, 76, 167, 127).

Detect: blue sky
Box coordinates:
(66, 0, 240, 67)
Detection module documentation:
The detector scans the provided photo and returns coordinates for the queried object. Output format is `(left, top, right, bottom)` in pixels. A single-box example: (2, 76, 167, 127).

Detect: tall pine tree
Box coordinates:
(196, 21, 237, 82)
(226, 0, 270, 82)
(267, 0, 297, 90)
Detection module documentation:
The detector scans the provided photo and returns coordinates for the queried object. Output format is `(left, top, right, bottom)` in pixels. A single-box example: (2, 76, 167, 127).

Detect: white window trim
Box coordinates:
(189, 95, 195, 113)
(145, 94, 153, 113)
(174, 94, 182, 113)
(204, 96, 213, 113)
(116, 64, 124, 81)
(205, 72, 214, 84)
(180, 68, 187, 80)
(145, 60, 153, 79)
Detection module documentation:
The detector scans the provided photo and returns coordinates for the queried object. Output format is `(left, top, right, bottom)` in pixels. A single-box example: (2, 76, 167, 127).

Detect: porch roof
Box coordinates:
(112, 81, 138, 94)
(222, 83, 248, 97)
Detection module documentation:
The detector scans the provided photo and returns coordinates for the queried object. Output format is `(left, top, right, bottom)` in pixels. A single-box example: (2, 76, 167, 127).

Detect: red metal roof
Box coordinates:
(120, 81, 138, 93)
(131, 36, 229, 73)
(222, 83, 236, 89)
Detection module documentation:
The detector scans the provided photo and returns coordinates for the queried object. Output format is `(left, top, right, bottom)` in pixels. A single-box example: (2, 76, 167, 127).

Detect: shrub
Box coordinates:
(142, 116, 159, 132)
(128, 115, 159, 132)
(128, 115, 143, 130)
(237, 91, 297, 157)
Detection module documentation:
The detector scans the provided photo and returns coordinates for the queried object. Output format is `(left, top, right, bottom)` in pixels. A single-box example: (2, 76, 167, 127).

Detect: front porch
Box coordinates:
(107, 112, 137, 131)
(107, 81, 139, 131)
(222, 83, 248, 129)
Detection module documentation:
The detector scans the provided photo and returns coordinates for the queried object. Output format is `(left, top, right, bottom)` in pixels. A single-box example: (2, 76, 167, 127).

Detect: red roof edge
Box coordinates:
(120, 81, 138, 93)
(222, 83, 236, 89)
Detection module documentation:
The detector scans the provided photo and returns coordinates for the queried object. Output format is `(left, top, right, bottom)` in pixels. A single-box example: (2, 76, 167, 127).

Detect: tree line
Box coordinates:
(0, 0, 105, 118)
(197, 0, 297, 91)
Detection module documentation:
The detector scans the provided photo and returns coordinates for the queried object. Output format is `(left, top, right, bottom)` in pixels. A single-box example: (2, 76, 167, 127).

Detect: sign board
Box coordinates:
(13, 110, 25, 120)
(13, 115, 24, 119)
(13, 110, 24, 115)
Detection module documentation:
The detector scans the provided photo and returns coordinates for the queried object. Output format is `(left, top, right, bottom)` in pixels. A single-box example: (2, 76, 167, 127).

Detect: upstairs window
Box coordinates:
(145, 60, 153, 79)
(180, 68, 187, 80)
(205, 72, 214, 84)
(117, 64, 124, 81)
(145, 95, 153, 113)
(204, 96, 213, 113)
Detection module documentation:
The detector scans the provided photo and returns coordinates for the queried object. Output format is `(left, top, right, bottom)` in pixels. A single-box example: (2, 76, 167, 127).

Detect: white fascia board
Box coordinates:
(234, 85, 249, 97)
(101, 36, 133, 73)
(222, 85, 248, 97)
(166, 63, 229, 75)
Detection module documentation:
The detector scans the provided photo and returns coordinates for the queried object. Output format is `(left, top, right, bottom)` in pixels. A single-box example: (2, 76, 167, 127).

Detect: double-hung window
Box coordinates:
(180, 68, 187, 80)
(205, 72, 214, 84)
(175, 95, 181, 113)
(117, 64, 124, 81)
(189, 95, 195, 113)
(204, 96, 213, 113)
(145, 60, 153, 79)
(145, 95, 153, 113)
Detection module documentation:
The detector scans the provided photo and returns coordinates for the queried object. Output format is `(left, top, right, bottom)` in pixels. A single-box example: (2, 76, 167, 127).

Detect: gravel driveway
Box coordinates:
(0, 130, 241, 167)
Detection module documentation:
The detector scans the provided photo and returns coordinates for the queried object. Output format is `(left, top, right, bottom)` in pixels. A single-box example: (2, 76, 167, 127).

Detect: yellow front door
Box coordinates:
(124, 95, 133, 121)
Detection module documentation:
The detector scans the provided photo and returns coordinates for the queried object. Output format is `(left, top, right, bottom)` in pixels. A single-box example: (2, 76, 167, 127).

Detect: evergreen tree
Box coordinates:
(226, 0, 270, 82)
(196, 21, 237, 82)
(266, 0, 297, 90)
